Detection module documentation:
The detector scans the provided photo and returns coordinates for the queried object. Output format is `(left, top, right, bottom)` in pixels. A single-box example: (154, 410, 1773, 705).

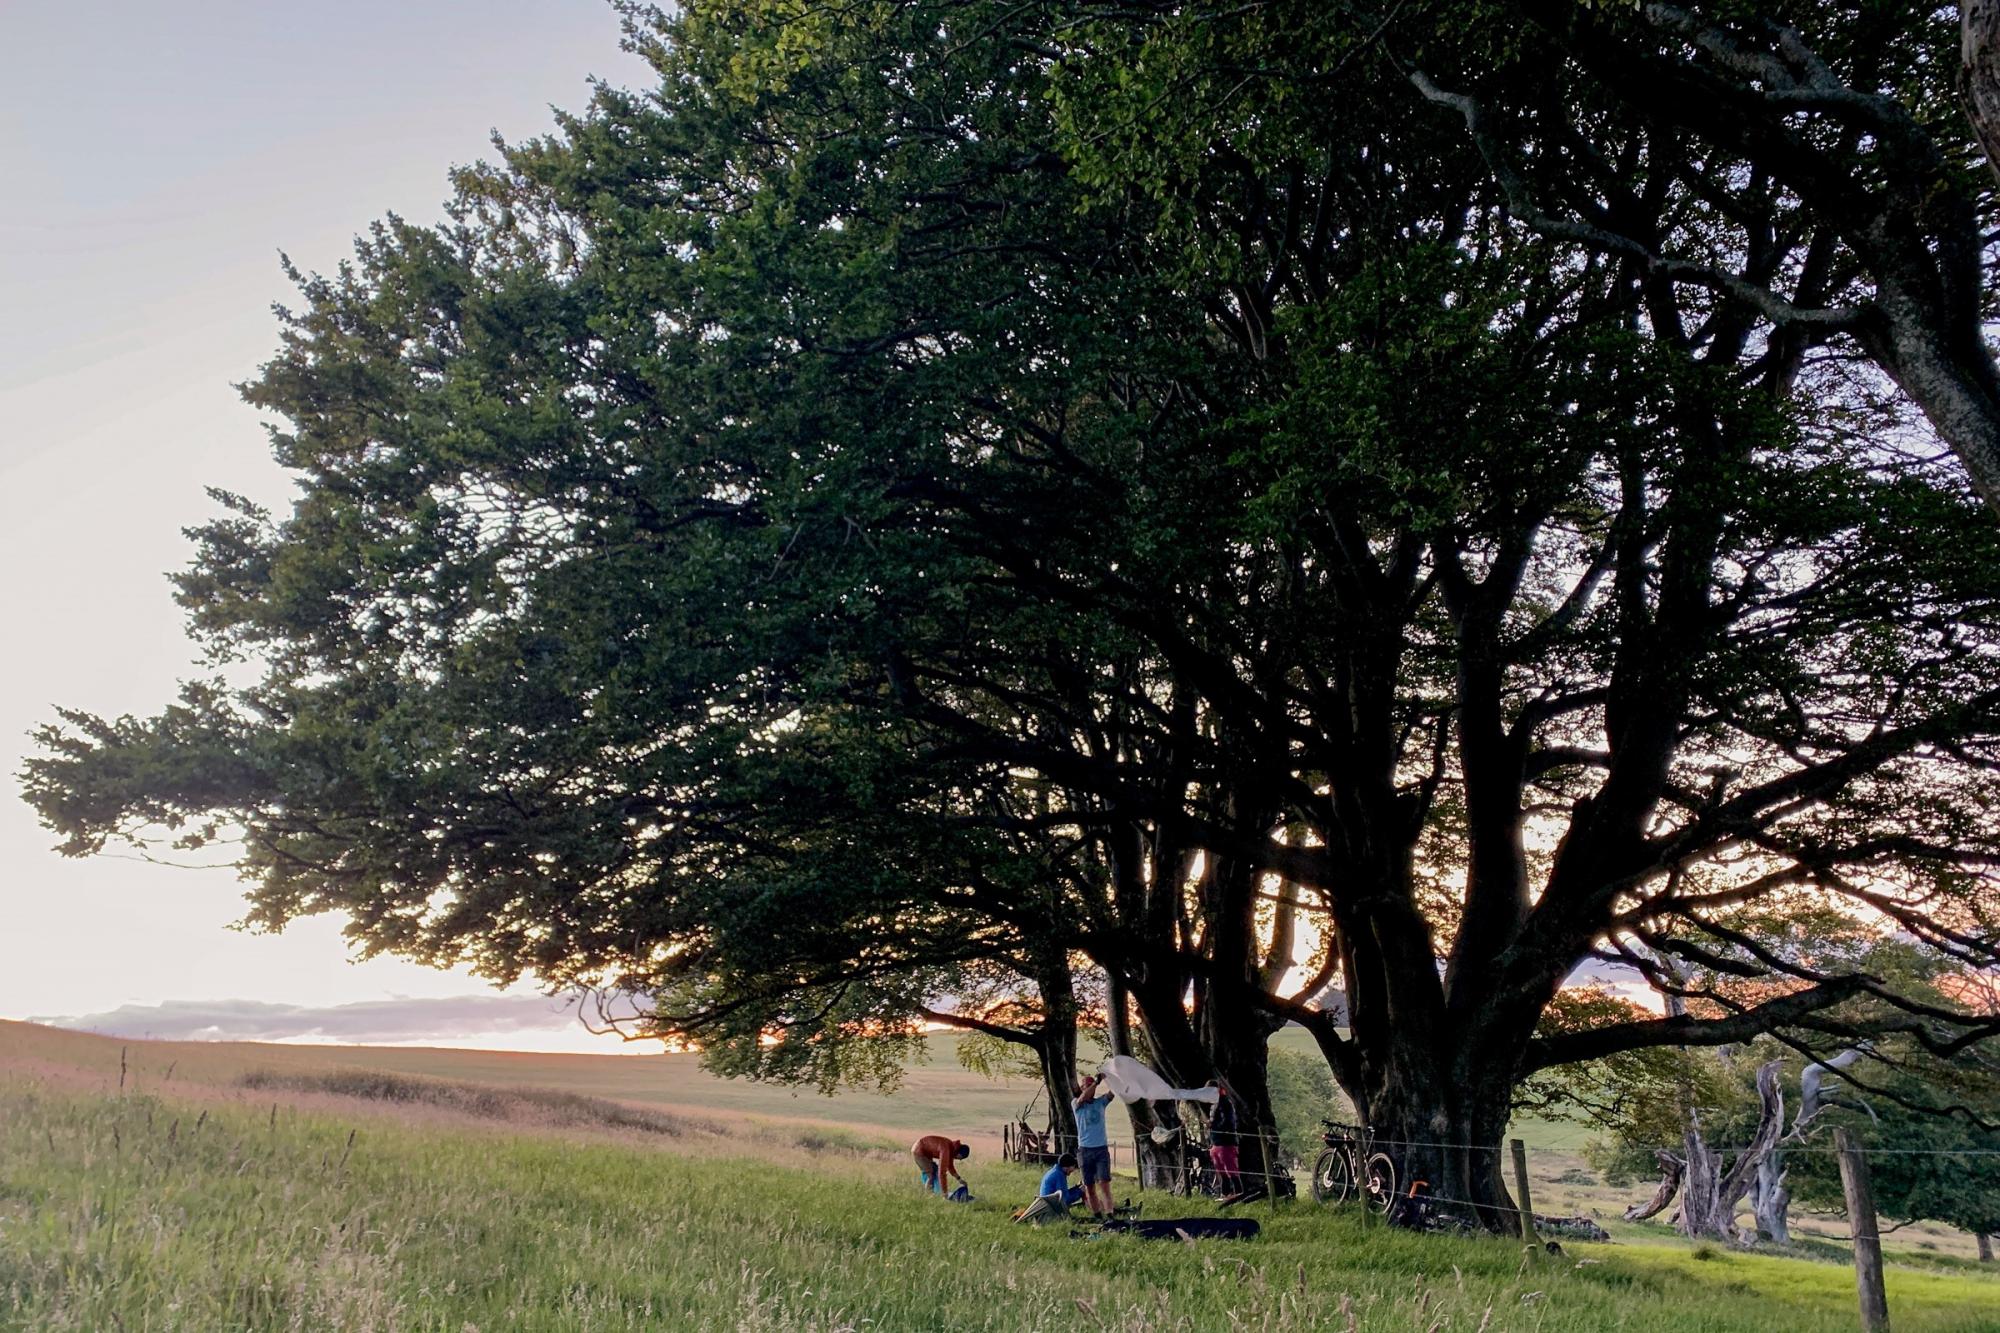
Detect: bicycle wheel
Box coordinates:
(1362, 1152, 1398, 1215)
(1310, 1147, 1354, 1205)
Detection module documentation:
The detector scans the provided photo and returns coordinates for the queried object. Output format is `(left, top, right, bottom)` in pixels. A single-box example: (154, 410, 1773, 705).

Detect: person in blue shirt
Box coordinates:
(1073, 1074, 1117, 1218)
(1038, 1152, 1084, 1208)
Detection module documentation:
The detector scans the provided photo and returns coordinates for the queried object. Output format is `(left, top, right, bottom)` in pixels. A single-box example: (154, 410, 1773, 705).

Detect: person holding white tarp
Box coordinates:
(1088, 1056, 1227, 1196)
(1072, 1074, 1118, 1218)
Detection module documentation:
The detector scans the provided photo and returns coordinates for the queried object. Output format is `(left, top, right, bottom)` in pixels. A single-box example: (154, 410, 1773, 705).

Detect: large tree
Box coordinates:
(24, 0, 2000, 1227)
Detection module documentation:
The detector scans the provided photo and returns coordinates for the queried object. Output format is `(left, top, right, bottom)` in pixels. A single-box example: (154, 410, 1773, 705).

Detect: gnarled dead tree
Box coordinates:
(1624, 1152, 1685, 1223)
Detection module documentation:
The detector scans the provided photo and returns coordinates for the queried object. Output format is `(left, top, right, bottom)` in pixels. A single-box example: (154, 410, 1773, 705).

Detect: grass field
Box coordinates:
(3, 1019, 1997, 1331)
(0, 1017, 1037, 1150)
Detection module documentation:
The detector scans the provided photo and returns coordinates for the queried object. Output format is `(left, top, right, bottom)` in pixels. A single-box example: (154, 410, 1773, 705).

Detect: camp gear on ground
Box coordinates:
(1097, 1217, 1259, 1241)
(1013, 1194, 1069, 1225)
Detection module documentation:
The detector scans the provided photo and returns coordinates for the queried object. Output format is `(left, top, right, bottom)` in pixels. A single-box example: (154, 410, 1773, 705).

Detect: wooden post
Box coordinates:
(1835, 1127, 1890, 1332)
(1511, 1138, 1538, 1246)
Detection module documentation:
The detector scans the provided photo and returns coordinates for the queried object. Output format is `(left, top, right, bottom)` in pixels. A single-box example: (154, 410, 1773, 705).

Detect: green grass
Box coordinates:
(5, 1072, 2000, 1332)
(5, 1020, 1998, 1330)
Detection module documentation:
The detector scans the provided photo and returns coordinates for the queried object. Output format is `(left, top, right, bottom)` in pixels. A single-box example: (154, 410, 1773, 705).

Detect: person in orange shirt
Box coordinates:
(911, 1133, 970, 1196)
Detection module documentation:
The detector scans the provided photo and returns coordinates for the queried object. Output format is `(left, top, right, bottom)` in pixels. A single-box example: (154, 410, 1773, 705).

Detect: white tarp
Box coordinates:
(1095, 1054, 1220, 1105)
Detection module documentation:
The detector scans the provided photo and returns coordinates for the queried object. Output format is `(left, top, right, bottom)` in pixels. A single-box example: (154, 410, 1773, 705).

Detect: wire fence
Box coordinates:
(1004, 1122, 2000, 1178)
(1002, 1110, 1998, 1261)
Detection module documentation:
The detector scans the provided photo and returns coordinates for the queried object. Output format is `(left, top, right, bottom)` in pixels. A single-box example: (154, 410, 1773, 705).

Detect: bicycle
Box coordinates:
(1308, 1120, 1397, 1214)
(1157, 1123, 1219, 1198)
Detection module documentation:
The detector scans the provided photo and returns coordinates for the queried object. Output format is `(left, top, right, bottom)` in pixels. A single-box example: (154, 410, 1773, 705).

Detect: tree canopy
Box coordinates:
(23, 0, 2000, 1226)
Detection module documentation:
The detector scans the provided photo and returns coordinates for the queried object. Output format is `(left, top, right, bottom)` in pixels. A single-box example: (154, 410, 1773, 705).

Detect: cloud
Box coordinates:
(32, 993, 597, 1045)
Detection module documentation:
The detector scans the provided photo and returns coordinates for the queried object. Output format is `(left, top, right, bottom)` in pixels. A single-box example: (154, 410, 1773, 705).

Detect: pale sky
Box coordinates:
(0, 0, 649, 1050)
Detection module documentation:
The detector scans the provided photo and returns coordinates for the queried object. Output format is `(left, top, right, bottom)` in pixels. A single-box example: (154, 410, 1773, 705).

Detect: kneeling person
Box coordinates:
(1038, 1152, 1084, 1208)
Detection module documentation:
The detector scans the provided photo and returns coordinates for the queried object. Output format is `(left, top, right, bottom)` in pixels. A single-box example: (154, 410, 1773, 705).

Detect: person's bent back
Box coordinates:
(911, 1133, 969, 1195)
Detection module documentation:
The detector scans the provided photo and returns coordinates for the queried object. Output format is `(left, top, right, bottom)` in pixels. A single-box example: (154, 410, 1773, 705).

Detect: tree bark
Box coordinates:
(1753, 1150, 1792, 1245)
(1105, 971, 1180, 1188)
(1195, 841, 1288, 1181)
(1854, 293, 2000, 516)
(1034, 952, 1080, 1150)
(1678, 1130, 1732, 1240)
(1677, 1061, 1787, 1243)
(1340, 1021, 1521, 1227)
(1202, 994, 1283, 1184)
(1625, 1152, 1685, 1222)
(1966, 0, 2000, 189)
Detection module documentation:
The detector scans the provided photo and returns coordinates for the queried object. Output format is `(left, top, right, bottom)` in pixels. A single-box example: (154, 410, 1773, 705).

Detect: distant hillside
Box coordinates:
(0, 1017, 1043, 1149)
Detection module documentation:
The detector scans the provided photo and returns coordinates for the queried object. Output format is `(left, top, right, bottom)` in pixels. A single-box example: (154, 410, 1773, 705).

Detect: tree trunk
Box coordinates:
(1035, 956, 1079, 1150)
(1749, 1043, 1861, 1247)
(1300, 949, 1522, 1229)
(1362, 1059, 1518, 1227)
(1977, 1231, 1994, 1263)
(1203, 999, 1284, 1186)
(1677, 1129, 1733, 1240)
(1677, 1061, 1786, 1243)
(1753, 1149, 1791, 1245)
(1105, 972, 1180, 1188)
(1125, 958, 1286, 1184)
(1190, 835, 1286, 1182)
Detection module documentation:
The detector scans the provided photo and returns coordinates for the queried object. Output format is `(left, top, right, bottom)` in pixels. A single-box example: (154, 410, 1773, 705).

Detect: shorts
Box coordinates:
(1209, 1144, 1240, 1178)
(1079, 1144, 1111, 1185)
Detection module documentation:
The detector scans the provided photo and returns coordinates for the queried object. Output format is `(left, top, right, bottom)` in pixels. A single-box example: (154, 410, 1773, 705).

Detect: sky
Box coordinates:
(0, 0, 651, 1051)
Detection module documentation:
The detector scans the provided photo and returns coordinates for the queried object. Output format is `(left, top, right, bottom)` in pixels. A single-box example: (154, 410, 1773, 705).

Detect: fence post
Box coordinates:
(1511, 1138, 1538, 1246)
(1835, 1127, 1889, 1333)
(1267, 1128, 1279, 1213)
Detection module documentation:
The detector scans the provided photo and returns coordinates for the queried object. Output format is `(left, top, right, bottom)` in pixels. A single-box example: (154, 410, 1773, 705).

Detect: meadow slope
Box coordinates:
(2, 1021, 1997, 1331)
